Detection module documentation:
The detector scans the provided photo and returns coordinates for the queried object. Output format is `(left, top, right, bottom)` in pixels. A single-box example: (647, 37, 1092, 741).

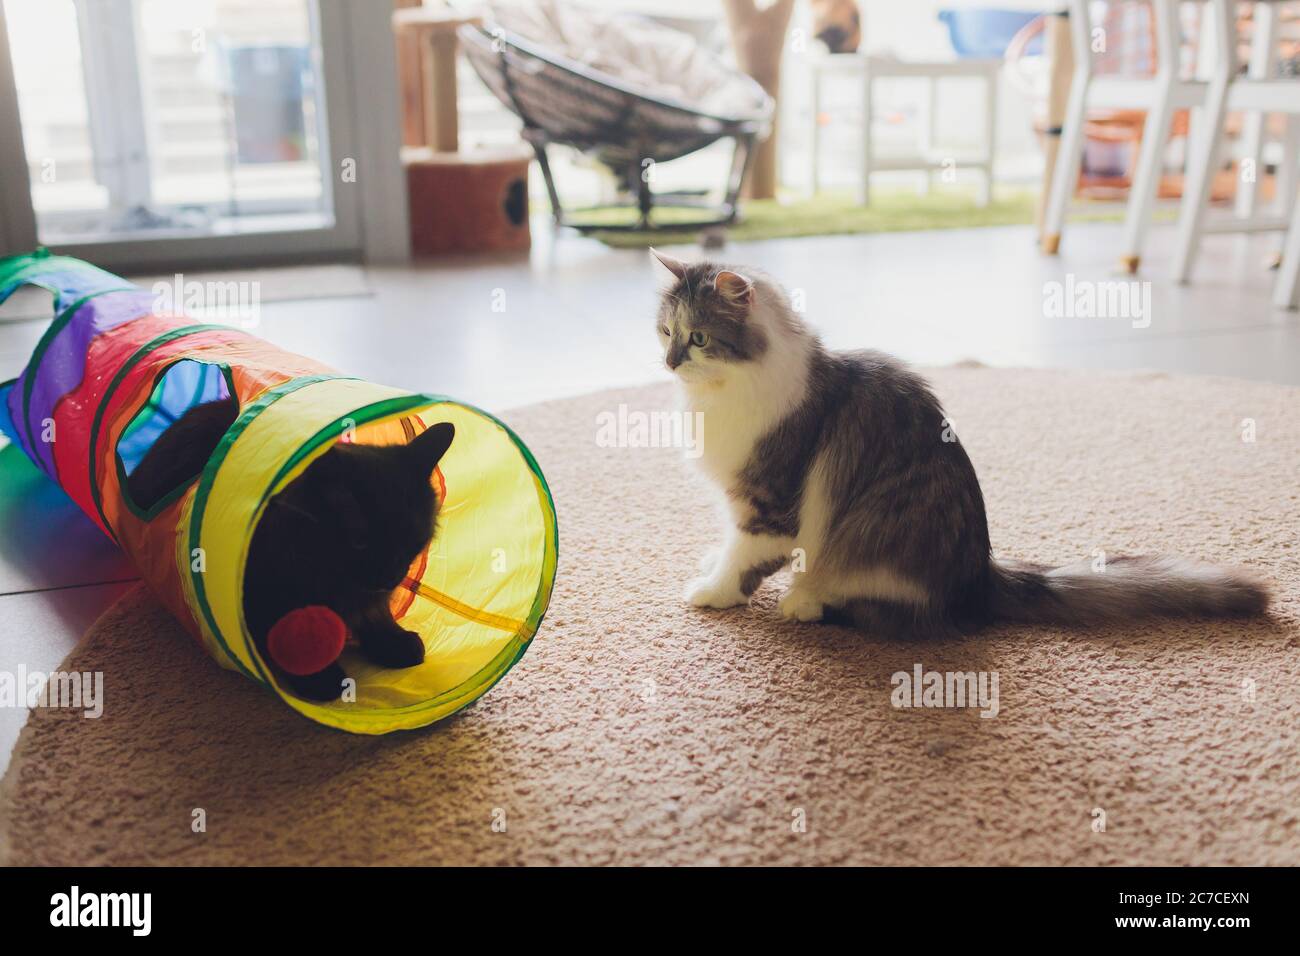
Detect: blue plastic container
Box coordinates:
(938, 8, 1042, 59)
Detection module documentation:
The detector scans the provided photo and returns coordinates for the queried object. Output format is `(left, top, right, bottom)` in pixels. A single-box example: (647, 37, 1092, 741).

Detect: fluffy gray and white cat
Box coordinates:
(651, 249, 1270, 637)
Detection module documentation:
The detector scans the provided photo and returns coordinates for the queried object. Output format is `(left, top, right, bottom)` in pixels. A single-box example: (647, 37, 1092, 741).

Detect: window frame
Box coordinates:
(0, 0, 408, 269)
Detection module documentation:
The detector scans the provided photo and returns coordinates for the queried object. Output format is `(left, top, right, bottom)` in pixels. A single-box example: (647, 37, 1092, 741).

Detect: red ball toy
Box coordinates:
(266, 606, 348, 676)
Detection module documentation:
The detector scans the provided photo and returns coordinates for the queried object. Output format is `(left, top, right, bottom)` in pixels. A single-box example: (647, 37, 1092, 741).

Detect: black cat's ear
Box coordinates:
(409, 421, 454, 474)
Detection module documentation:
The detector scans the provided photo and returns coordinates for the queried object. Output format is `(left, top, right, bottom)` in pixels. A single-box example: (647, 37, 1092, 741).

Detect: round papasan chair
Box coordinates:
(460, 1, 774, 231)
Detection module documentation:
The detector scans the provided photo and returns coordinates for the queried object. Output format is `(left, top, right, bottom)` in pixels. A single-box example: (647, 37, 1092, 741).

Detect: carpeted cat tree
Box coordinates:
(0, 250, 557, 734)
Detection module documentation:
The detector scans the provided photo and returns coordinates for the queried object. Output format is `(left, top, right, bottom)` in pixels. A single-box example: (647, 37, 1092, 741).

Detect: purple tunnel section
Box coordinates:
(21, 290, 157, 477)
(0, 261, 148, 479)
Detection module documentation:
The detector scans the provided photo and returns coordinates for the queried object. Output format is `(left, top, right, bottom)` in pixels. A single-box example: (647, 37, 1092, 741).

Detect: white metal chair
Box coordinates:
(1042, 0, 1219, 272)
(1169, 0, 1300, 306)
(1045, 0, 1299, 287)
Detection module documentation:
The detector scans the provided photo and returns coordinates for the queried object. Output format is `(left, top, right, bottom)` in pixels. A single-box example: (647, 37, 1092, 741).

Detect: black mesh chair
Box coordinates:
(460, 22, 773, 231)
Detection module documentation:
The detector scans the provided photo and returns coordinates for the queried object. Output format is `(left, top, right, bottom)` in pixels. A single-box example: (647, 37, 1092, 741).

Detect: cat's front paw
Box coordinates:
(359, 627, 426, 668)
(696, 548, 722, 574)
(779, 588, 824, 622)
(685, 576, 747, 609)
(285, 663, 350, 701)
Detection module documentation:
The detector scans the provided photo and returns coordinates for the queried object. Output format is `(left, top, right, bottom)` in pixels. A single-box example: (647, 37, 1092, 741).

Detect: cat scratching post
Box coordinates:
(393, 5, 473, 153)
(392, 6, 532, 254)
(404, 145, 532, 254)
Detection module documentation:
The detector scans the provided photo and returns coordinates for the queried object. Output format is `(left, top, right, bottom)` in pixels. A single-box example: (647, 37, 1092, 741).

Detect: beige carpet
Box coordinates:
(2, 367, 1298, 866)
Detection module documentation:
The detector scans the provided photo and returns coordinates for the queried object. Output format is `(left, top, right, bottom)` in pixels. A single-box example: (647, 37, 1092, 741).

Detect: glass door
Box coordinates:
(0, 0, 402, 267)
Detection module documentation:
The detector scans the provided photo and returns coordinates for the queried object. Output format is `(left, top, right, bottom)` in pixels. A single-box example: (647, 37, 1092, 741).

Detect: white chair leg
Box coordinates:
(1268, 118, 1300, 267)
(1233, 114, 1266, 219)
(1118, 83, 1176, 273)
(1273, 191, 1300, 309)
(1234, 1, 1277, 219)
(810, 65, 823, 197)
(1275, 117, 1300, 217)
(1042, 0, 1092, 253)
(1118, 0, 1184, 274)
(859, 67, 873, 206)
(919, 75, 934, 196)
(1042, 70, 1087, 251)
(1173, 0, 1236, 284)
(979, 68, 997, 207)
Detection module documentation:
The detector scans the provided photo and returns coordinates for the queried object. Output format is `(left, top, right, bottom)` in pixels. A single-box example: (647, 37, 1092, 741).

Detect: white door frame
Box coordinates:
(77, 0, 152, 219)
(0, 5, 36, 257)
(0, 0, 408, 268)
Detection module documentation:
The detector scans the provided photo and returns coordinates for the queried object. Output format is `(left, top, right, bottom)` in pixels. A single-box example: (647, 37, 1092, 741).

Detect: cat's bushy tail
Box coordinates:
(988, 555, 1270, 625)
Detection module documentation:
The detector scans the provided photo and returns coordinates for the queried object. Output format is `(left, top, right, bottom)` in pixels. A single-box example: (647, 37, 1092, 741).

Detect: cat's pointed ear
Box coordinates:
(650, 247, 688, 280)
(410, 421, 454, 474)
(713, 270, 754, 309)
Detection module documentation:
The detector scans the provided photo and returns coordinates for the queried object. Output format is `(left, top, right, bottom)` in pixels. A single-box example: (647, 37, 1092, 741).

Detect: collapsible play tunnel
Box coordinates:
(0, 251, 557, 733)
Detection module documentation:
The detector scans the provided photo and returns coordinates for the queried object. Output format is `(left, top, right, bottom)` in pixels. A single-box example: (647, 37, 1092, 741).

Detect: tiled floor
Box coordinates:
(0, 216, 1296, 771)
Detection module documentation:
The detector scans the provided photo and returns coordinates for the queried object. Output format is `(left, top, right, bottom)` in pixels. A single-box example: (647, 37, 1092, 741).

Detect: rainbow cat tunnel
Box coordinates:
(0, 251, 557, 734)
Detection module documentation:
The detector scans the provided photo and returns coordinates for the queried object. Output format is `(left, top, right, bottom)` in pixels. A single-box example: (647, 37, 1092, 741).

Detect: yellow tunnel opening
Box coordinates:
(180, 378, 557, 734)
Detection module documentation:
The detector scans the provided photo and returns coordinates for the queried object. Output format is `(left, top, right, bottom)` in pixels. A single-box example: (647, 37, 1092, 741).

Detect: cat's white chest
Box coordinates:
(689, 392, 769, 485)
(676, 340, 811, 488)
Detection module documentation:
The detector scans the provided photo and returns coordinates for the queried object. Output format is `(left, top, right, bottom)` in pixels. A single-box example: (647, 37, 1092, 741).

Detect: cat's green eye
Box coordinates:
(658, 325, 670, 336)
(690, 331, 709, 348)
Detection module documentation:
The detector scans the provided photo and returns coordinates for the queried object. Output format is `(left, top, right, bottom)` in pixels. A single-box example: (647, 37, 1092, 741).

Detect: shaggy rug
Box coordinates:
(2, 368, 1297, 866)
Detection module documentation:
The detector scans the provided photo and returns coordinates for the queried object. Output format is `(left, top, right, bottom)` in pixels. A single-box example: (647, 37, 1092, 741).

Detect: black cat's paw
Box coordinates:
(359, 627, 426, 669)
(284, 662, 349, 701)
